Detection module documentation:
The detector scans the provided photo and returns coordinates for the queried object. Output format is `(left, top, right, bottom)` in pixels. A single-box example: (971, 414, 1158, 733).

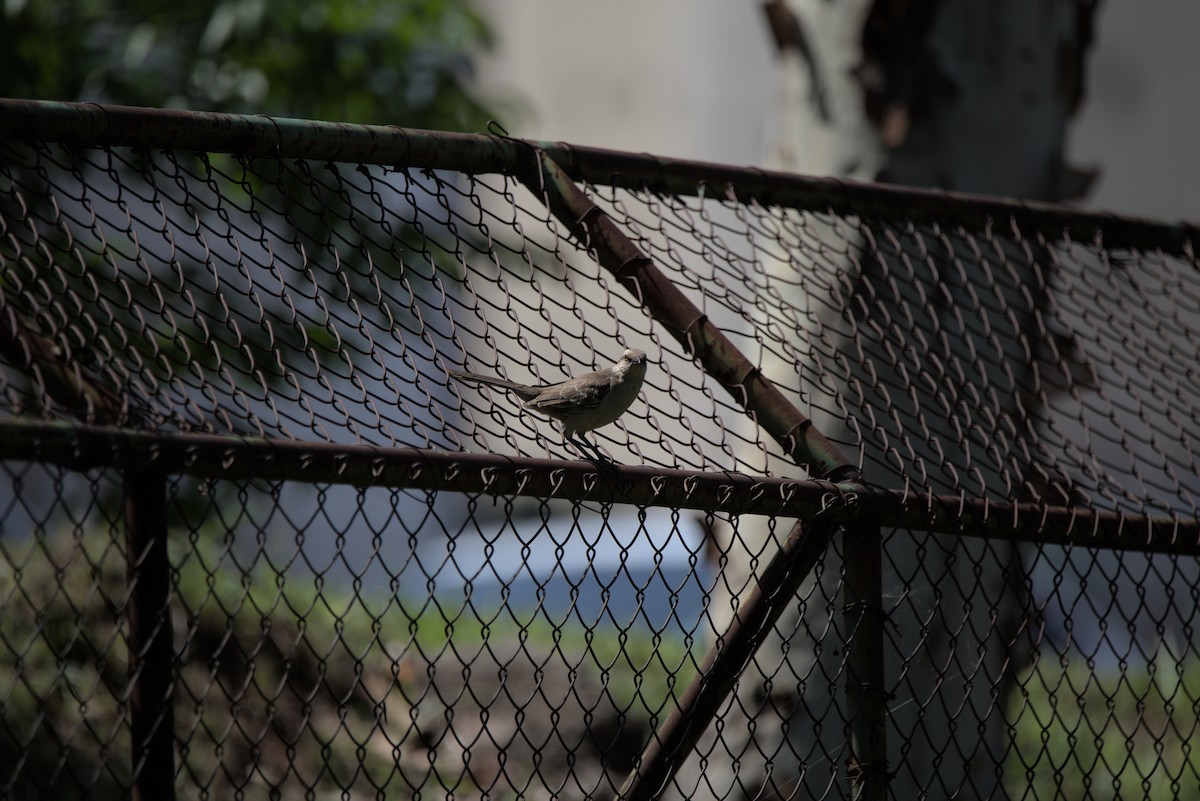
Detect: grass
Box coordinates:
(0, 522, 700, 798)
(5, 520, 1198, 799)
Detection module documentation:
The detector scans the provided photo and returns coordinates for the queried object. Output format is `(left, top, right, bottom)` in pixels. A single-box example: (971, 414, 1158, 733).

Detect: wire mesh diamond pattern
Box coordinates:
(0, 100, 1198, 800)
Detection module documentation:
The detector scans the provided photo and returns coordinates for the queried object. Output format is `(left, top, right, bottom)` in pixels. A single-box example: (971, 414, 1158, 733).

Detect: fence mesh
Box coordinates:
(0, 101, 1198, 800)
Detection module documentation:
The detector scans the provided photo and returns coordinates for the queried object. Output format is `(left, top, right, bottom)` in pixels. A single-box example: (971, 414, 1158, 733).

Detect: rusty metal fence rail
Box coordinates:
(0, 99, 1198, 800)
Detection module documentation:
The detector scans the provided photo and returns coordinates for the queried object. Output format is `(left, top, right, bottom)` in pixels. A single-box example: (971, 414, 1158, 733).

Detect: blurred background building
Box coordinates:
(476, 0, 1198, 219)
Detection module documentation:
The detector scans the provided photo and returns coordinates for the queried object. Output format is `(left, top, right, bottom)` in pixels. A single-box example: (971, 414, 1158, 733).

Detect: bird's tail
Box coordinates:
(448, 370, 539, 401)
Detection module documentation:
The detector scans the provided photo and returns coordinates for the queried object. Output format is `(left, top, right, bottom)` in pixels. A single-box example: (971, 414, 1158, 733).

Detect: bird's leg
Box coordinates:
(575, 434, 622, 479)
(566, 431, 611, 465)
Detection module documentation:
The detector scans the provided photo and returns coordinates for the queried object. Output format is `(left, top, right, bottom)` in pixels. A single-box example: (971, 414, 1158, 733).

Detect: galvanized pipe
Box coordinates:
(0, 297, 129, 424)
(0, 98, 1194, 255)
(124, 466, 176, 801)
(615, 517, 841, 801)
(0, 419, 1193, 552)
(0, 418, 859, 519)
(842, 519, 889, 801)
(518, 148, 857, 480)
(0, 306, 175, 795)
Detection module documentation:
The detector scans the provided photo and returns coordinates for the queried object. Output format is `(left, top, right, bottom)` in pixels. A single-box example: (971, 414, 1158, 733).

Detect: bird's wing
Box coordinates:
(525, 373, 612, 413)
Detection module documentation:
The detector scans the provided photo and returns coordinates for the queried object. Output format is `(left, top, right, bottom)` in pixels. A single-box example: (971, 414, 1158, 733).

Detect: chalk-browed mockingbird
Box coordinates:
(449, 349, 648, 457)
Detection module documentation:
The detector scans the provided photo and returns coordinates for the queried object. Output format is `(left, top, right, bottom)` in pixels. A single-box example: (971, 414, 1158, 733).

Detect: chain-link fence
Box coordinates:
(0, 99, 1197, 800)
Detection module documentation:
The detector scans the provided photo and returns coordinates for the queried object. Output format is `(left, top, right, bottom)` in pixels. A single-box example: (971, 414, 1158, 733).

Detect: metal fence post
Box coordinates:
(124, 466, 176, 801)
(842, 516, 888, 800)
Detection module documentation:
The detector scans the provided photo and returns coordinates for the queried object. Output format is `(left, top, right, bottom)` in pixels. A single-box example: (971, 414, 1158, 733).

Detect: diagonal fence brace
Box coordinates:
(516, 147, 855, 482)
(617, 515, 841, 801)
(515, 147, 874, 800)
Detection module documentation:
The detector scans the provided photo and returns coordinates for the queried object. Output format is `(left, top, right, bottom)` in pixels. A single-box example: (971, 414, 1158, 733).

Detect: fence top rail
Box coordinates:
(1, 418, 1195, 556)
(1, 97, 1196, 255)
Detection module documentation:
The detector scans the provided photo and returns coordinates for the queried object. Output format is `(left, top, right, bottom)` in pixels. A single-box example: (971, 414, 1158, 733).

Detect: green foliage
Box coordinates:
(0, 527, 131, 799)
(1, 0, 496, 130)
(0, 520, 699, 796)
(1007, 652, 1200, 800)
(0, 1, 505, 431)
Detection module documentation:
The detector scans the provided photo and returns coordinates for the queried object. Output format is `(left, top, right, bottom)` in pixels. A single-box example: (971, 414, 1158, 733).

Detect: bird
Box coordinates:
(449, 348, 648, 458)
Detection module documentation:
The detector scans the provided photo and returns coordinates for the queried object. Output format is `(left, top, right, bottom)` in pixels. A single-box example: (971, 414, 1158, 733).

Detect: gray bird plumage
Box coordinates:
(449, 349, 648, 442)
